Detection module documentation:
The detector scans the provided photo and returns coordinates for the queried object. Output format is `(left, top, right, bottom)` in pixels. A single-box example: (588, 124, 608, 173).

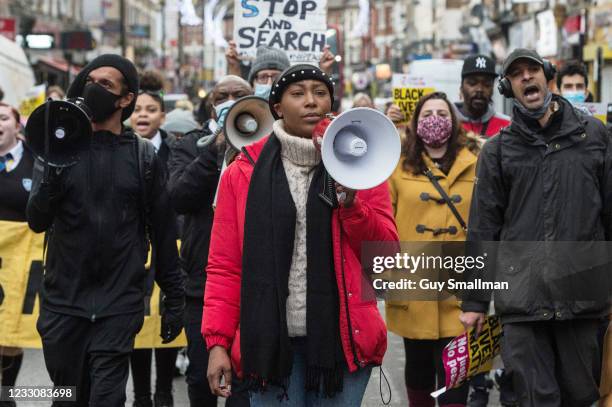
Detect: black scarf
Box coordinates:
(241, 134, 345, 397)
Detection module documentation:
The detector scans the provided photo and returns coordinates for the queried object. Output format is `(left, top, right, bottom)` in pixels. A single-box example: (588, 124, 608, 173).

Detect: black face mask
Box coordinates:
(82, 82, 122, 123)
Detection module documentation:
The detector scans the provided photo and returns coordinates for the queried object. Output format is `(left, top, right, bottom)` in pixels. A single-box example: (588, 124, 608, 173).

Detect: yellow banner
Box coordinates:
(0, 220, 186, 349)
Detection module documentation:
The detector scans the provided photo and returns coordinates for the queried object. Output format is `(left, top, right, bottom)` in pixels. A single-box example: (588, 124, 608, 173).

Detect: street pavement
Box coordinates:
(15, 301, 501, 406)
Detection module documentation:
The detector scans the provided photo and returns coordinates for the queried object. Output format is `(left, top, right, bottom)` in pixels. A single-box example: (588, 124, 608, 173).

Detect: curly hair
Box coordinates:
(138, 70, 165, 111)
(401, 92, 468, 175)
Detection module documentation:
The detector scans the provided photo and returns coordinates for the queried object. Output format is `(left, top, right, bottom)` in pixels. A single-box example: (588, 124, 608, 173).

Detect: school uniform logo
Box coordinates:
(22, 178, 32, 192)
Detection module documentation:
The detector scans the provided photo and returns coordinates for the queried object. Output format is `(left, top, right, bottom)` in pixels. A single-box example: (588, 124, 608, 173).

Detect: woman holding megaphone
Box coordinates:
(386, 92, 480, 407)
(203, 65, 398, 406)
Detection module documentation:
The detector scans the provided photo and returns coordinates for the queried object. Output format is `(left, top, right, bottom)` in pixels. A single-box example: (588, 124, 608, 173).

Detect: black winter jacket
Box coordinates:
(462, 97, 612, 323)
(167, 125, 222, 299)
(27, 129, 183, 321)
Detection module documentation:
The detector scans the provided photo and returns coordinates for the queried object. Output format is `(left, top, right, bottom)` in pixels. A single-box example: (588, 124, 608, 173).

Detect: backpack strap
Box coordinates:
(424, 169, 468, 232)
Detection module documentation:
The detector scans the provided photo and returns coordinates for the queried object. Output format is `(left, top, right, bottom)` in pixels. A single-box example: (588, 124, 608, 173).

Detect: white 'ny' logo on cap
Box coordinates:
(475, 57, 487, 69)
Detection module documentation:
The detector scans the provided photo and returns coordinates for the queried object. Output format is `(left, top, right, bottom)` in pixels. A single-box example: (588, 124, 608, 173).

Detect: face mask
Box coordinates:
(214, 99, 235, 128)
(254, 84, 272, 100)
(562, 91, 586, 104)
(513, 89, 552, 120)
(82, 82, 122, 123)
(416, 115, 452, 148)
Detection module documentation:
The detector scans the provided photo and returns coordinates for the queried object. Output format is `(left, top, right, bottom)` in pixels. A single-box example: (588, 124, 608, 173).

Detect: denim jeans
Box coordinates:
(250, 337, 372, 407)
(184, 298, 250, 407)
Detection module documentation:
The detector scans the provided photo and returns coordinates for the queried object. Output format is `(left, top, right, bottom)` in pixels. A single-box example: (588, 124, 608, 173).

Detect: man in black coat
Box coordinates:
(460, 48, 612, 407)
(26, 54, 184, 406)
(168, 75, 252, 407)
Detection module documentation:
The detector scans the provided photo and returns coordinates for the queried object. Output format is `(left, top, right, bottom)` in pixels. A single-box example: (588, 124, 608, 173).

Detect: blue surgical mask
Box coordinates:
(254, 84, 272, 100)
(214, 99, 235, 127)
(563, 91, 586, 104)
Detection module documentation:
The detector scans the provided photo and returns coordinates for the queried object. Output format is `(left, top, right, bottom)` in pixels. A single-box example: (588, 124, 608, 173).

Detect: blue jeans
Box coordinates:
(250, 338, 372, 407)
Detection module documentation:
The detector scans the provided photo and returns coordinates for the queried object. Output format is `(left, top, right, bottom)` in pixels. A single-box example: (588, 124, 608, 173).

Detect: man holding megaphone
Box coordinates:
(203, 65, 399, 406)
(168, 74, 253, 407)
(26, 54, 184, 406)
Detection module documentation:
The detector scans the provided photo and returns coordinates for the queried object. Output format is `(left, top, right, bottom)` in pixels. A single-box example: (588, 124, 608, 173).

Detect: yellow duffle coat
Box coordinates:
(386, 147, 478, 339)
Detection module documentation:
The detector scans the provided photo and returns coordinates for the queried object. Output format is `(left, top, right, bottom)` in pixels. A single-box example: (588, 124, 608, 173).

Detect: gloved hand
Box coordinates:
(160, 295, 184, 344)
(31, 161, 66, 212)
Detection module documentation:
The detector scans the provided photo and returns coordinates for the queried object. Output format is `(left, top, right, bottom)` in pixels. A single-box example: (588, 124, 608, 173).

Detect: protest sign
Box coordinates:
(432, 315, 502, 398)
(392, 74, 435, 124)
(233, 0, 328, 63)
(574, 102, 608, 123)
(18, 84, 46, 120)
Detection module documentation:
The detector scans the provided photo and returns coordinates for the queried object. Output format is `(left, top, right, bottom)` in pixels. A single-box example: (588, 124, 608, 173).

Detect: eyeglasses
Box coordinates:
(254, 73, 279, 84)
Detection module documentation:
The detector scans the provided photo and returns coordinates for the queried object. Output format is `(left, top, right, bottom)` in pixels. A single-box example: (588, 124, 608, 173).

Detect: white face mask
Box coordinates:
(254, 84, 272, 100)
(214, 99, 235, 127)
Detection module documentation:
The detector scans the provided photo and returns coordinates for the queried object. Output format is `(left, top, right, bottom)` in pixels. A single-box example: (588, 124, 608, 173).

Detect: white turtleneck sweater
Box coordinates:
(273, 120, 322, 337)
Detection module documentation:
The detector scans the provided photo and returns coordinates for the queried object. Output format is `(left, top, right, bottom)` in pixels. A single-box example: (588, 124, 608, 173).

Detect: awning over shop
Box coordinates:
(36, 56, 81, 75)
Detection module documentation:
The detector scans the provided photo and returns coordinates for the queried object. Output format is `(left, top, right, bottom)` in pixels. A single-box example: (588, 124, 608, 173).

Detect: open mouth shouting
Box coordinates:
(135, 119, 152, 134)
(523, 84, 541, 104)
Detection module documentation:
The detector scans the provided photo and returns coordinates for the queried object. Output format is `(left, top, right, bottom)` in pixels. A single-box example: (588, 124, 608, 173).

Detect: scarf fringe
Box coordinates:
(305, 366, 344, 398)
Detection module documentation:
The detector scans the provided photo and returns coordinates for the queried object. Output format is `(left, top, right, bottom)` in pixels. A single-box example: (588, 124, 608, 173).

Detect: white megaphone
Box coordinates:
(320, 107, 401, 190)
(211, 96, 275, 208)
(197, 95, 274, 149)
(224, 95, 275, 150)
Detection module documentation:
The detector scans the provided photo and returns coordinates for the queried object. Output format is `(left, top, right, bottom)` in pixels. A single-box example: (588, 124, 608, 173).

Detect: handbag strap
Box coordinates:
(424, 168, 468, 232)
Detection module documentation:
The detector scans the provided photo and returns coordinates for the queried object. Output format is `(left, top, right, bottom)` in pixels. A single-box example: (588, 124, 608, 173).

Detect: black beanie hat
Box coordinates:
(67, 54, 139, 121)
(268, 64, 335, 119)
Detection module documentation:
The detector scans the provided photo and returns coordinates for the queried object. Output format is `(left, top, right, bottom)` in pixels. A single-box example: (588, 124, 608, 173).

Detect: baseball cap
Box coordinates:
(462, 55, 497, 79)
(502, 48, 544, 76)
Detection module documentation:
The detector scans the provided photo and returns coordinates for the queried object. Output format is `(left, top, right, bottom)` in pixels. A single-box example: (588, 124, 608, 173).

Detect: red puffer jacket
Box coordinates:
(202, 135, 399, 377)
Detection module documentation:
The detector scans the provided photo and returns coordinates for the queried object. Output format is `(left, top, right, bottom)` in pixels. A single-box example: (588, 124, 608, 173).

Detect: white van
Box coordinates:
(0, 35, 35, 107)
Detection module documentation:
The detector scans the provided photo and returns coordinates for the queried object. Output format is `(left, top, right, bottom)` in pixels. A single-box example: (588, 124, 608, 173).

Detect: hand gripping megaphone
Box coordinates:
(25, 98, 93, 168)
(197, 96, 274, 150)
(315, 107, 401, 191)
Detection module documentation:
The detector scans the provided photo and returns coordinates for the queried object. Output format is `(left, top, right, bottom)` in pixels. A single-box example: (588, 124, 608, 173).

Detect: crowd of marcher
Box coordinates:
(0, 41, 610, 407)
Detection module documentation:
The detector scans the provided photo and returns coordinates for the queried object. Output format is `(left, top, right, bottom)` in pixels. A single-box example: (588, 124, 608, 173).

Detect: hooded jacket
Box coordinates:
(462, 96, 612, 323)
(202, 135, 399, 376)
(26, 129, 183, 320)
(455, 102, 511, 138)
